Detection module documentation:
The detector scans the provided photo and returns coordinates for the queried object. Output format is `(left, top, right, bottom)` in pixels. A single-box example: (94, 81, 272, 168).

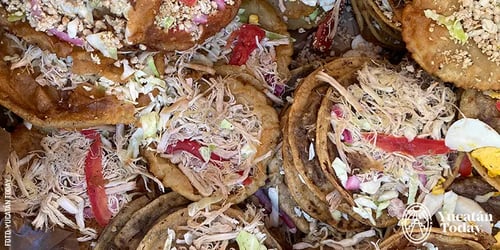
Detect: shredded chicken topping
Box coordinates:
(173, 204, 268, 249)
(157, 77, 262, 199)
(0, 128, 161, 241)
(320, 64, 457, 224)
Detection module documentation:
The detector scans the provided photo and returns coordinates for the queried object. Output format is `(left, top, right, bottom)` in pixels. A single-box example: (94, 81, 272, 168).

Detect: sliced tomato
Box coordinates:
(180, 0, 197, 7)
(166, 139, 226, 162)
(362, 133, 452, 157)
(459, 155, 473, 177)
(81, 129, 111, 227)
(496, 100, 500, 112)
(229, 24, 265, 66)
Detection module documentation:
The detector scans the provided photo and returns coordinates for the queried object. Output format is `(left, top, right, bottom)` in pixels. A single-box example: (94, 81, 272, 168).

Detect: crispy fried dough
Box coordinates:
(282, 109, 368, 232)
(145, 77, 279, 204)
(215, 0, 293, 95)
(402, 0, 500, 90)
(113, 192, 190, 249)
(265, 0, 319, 30)
(95, 196, 152, 250)
(286, 57, 371, 204)
(459, 89, 500, 132)
(137, 207, 282, 250)
(127, 0, 241, 51)
(0, 7, 73, 57)
(379, 228, 495, 250)
(0, 32, 135, 129)
(302, 57, 398, 228)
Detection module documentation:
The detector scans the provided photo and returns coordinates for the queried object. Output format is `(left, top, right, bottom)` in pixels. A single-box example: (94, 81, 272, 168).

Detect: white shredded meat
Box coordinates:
(157, 77, 262, 199)
(0, 128, 162, 241)
(174, 204, 269, 249)
(319, 64, 457, 222)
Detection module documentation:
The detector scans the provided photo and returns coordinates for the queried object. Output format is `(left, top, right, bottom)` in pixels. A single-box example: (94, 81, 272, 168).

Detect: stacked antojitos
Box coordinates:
(0, 0, 499, 249)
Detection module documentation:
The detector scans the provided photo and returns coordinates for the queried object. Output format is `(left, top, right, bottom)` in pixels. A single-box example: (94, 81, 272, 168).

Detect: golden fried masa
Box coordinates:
(138, 206, 282, 250)
(127, 0, 242, 51)
(214, 0, 293, 97)
(0, 32, 135, 129)
(145, 77, 280, 204)
(402, 0, 500, 90)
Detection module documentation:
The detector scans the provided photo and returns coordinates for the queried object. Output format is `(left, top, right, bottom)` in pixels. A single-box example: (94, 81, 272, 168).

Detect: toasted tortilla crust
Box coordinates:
(282, 108, 368, 232)
(265, 0, 320, 30)
(0, 29, 135, 129)
(214, 0, 293, 94)
(127, 0, 241, 51)
(137, 207, 282, 250)
(379, 228, 495, 250)
(285, 57, 371, 204)
(402, 0, 500, 90)
(145, 77, 279, 204)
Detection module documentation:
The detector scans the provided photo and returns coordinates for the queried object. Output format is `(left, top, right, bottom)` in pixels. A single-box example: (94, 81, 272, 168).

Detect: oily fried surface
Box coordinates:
(146, 77, 280, 204)
(138, 207, 282, 249)
(459, 89, 500, 132)
(402, 0, 500, 90)
(0, 32, 135, 129)
(127, 0, 241, 51)
(0, 7, 73, 57)
(282, 109, 368, 232)
(215, 0, 293, 92)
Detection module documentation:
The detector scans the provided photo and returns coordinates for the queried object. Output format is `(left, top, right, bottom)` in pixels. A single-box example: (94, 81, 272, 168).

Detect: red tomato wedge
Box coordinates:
(459, 155, 473, 177)
(229, 24, 265, 66)
(180, 0, 197, 7)
(81, 129, 111, 227)
(496, 100, 500, 112)
(362, 133, 452, 157)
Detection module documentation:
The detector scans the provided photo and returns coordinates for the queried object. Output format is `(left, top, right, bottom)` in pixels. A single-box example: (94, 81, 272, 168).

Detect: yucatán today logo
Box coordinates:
(400, 202, 492, 244)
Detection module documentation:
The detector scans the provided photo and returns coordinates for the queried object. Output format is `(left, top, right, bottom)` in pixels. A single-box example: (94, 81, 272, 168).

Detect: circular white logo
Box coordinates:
(401, 203, 432, 244)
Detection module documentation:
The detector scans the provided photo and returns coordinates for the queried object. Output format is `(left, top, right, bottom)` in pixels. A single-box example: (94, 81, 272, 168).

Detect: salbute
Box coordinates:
(437, 212, 493, 233)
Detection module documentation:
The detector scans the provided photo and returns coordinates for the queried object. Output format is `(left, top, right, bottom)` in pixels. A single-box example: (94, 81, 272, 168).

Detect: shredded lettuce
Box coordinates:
(236, 231, 267, 250)
(332, 157, 348, 187)
(220, 119, 234, 130)
(424, 9, 468, 44)
(140, 112, 159, 139)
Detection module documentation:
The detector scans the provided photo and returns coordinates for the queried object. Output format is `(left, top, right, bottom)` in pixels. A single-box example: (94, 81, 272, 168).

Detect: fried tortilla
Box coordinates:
(1, 0, 241, 53)
(379, 228, 496, 250)
(282, 108, 368, 233)
(312, 57, 463, 228)
(266, 0, 321, 30)
(127, 0, 242, 51)
(137, 205, 282, 250)
(285, 57, 370, 204)
(113, 192, 190, 249)
(214, 0, 293, 103)
(402, 0, 500, 90)
(351, 0, 405, 50)
(0, 31, 135, 129)
(145, 76, 280, 204)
